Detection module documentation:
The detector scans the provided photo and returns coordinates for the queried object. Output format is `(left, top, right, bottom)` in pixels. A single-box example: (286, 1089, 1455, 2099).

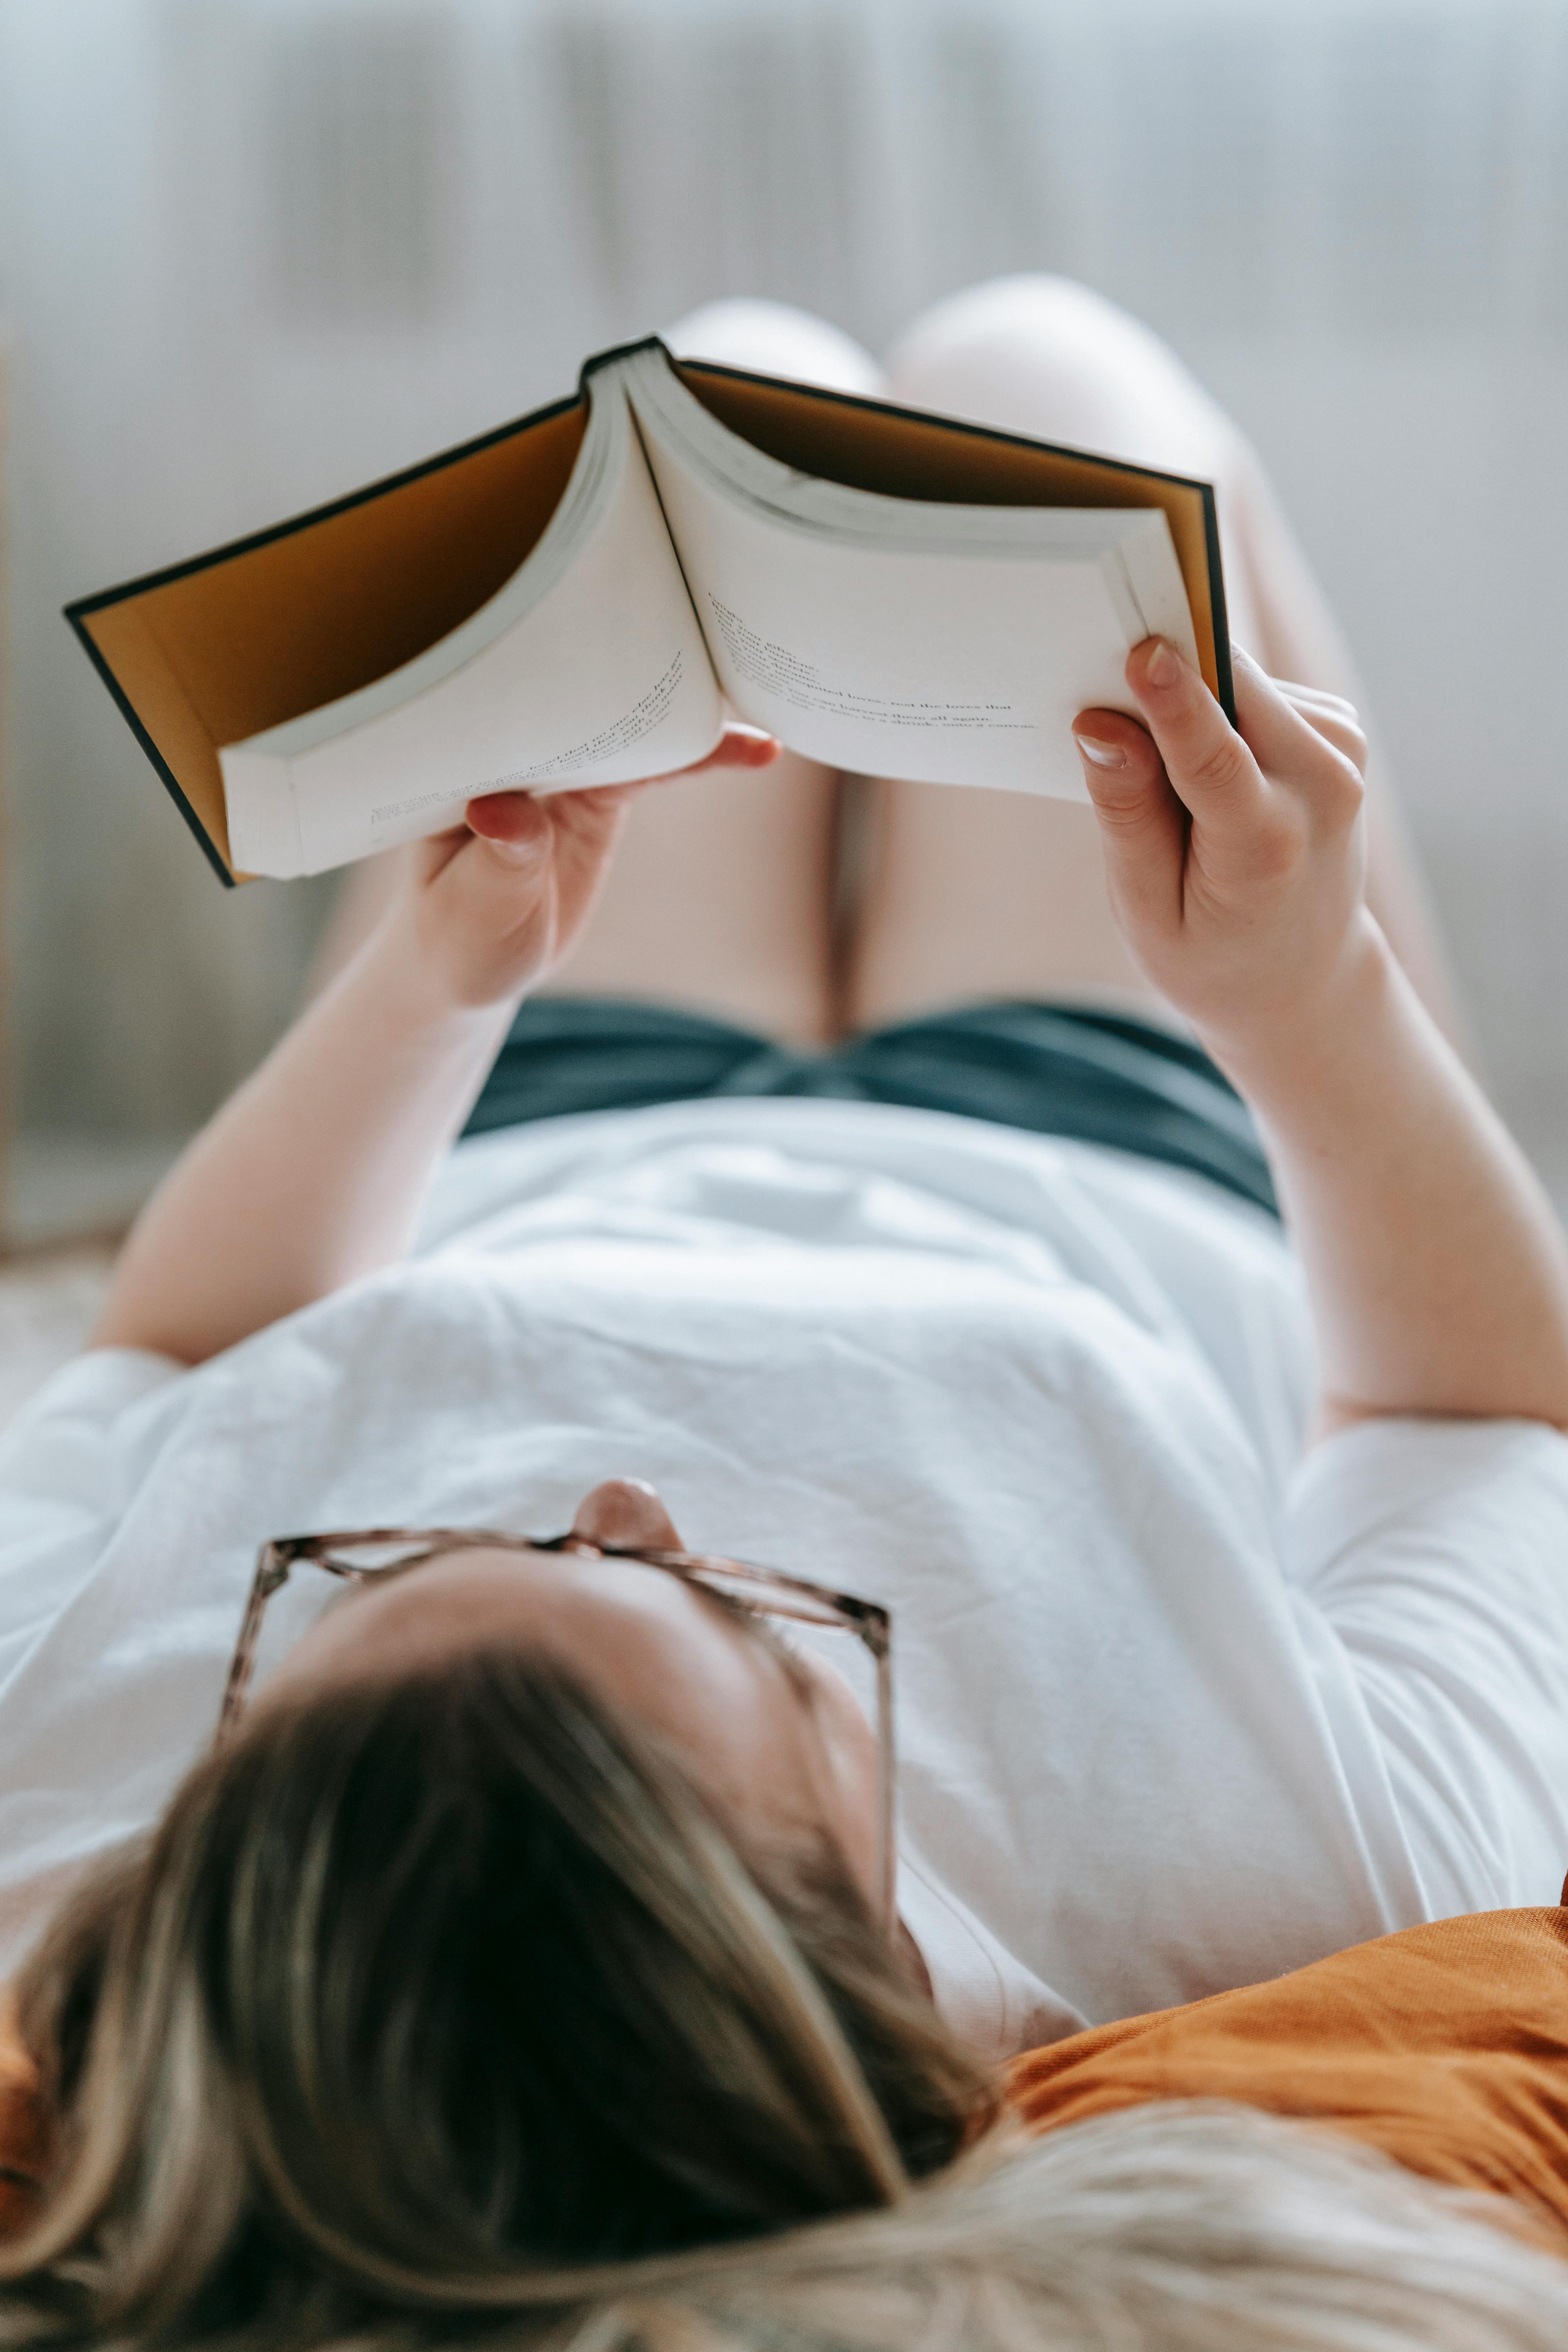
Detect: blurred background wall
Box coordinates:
(1, 0, 1565, 1240)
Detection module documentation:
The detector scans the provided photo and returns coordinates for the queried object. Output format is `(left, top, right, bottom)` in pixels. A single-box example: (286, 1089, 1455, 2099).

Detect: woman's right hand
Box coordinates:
(1072, 640, 1371, 1056)
(91, 723, 781, 1363)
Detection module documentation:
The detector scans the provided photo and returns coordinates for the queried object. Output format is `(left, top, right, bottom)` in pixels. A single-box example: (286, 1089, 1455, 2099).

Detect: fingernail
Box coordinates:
(1074, 735, 1127, 768)
(1144, 639, 1179, 686)
(485, 835, 544, 864)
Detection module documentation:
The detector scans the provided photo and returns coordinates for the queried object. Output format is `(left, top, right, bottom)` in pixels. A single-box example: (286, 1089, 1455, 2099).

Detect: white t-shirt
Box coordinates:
(3, 1095, 1568, 2060)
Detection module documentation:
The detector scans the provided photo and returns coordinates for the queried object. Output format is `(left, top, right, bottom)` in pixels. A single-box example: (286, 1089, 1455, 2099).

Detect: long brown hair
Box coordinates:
(0, 1653, 989, 2344)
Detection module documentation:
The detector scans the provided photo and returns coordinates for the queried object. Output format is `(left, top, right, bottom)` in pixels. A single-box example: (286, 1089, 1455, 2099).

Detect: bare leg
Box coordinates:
(1218, 450, 1472, 1058)
(299, 751, 844, 1046)
(302, 753, 842, 1047)
(538, 753, 836, 1045)
(848, 277, 1471, 1052)
(659, 297, 887, 397)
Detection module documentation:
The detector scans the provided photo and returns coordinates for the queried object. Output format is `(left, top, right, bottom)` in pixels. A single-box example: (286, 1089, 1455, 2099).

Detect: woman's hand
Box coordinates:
(385, 725, 780, 1013)
(1077, 636, 1568, 1436)
(91, 724, 779, 1363)
(1073, 641, 1370, 1054)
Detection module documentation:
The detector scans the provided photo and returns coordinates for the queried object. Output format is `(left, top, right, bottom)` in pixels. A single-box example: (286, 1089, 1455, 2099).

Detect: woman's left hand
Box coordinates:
(393, 725, 780, 1012)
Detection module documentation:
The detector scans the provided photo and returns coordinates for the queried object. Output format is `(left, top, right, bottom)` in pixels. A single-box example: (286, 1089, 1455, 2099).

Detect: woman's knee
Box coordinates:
(884, 274, 1241, 482)
(886, 274, 1266, 646)
(662, 298, 886, 396)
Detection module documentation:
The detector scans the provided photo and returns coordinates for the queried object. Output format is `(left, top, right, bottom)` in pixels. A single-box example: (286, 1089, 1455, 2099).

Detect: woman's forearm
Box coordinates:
(1215, 921, 1568, 1436)
(91, 925, 517, 1365)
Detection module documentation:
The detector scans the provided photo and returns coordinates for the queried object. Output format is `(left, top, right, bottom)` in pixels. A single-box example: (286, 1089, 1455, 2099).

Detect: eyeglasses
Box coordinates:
(221, 1526, 897, 1935)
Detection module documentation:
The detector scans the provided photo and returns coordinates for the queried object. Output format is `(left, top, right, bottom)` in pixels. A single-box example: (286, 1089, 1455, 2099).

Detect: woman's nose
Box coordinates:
(570, 1477, 685, 1553)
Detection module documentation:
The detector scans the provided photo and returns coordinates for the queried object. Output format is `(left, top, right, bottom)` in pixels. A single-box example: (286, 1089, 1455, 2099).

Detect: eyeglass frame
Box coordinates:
(220, 1525, 897, 1936)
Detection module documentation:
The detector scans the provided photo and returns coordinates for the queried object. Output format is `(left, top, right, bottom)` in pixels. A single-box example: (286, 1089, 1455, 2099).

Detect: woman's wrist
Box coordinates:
(1188, 911, 1395, 1118)
(350, 895, 534, 1046)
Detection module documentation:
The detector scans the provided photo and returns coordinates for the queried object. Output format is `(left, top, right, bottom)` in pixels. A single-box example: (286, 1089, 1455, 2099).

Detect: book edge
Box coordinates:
(1199, 484, 1236, 724)
(65, 606, 238, 888)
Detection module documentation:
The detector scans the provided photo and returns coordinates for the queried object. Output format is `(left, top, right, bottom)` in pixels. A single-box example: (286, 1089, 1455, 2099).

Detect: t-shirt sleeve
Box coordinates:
(1282, 1417, 1568, 1916)
(0, 1349, 187, 1644)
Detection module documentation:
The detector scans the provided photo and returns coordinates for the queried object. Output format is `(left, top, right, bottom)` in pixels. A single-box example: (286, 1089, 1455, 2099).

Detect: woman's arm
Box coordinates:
(1074, 643, 1568, 1436)
(91, 733, 777, 1366)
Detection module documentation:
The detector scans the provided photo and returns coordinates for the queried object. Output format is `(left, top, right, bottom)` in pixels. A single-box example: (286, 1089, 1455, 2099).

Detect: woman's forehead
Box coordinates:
(281, 1541, 775, 1699)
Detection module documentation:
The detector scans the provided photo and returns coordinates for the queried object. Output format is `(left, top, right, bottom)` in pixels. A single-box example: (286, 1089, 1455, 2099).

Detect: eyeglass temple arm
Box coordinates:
(217, 1546, 295, 1733)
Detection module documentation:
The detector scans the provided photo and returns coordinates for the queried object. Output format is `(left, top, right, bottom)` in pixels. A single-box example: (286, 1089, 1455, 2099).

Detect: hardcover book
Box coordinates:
(66, 337, 1232, 884)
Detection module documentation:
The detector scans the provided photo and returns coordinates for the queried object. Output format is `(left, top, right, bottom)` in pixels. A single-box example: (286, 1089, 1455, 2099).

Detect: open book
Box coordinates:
(67, 338, 1233, 884)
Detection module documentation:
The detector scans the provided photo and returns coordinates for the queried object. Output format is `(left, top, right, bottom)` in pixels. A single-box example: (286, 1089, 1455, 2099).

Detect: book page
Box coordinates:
(626, 351, 1197, 799)
(220, 381, 722, 878)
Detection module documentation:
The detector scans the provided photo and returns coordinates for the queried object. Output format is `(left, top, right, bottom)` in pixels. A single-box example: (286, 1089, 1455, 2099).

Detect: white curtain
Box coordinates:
(2, 0, 1565, 1160)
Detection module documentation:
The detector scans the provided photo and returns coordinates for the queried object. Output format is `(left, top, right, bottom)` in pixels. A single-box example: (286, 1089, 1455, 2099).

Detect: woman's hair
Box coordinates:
(0, 1652, 987, 2343)
(541, 2105, 1568, 2352)
(7, 1665, 1568, 2352)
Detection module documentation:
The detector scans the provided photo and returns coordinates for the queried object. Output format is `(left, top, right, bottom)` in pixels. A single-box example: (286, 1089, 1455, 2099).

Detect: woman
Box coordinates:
(1, 280, 1567, 2335)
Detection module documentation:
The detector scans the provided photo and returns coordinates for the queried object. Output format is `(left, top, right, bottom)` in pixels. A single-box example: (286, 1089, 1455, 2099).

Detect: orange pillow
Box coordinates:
(1008, 1907, 1568, 2239)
